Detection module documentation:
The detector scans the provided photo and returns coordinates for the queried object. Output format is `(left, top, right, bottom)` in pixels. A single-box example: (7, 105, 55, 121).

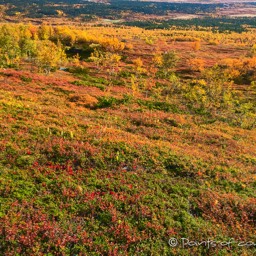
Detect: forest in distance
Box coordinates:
(1, 0, 256, 32)
(0, 0, 255, 256)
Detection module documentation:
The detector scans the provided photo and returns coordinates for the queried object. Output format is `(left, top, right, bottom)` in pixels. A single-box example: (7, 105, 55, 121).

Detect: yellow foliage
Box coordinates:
(152, 54, 163, 67)
(192, 40, 201, 51)
(133, 58, 143, 69)
(101, 37, 125, 52)
(35, 40, 66, 72)
(133, 58, 146, 73)
(108, 53, 121, 65)
(131, 74, 139, 96)
(56, 10, 65, 16)
(188, 58, 205, 72)
(125, 43, 133, 50)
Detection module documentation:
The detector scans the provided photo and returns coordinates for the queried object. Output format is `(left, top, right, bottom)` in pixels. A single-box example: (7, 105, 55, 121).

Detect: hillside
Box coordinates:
(1, 0, 256, 27)
(0, 24, 255, 255)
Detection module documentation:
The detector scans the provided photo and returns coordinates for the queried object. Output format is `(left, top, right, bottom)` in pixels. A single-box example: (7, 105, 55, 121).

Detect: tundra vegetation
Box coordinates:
(0, 21, 255, 256)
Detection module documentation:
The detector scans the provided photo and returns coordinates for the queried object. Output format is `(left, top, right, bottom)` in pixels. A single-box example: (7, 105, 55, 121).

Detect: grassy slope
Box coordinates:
(0, 65, 255, 255)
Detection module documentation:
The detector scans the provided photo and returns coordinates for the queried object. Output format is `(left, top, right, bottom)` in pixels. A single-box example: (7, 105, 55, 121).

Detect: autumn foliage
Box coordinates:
(0, 22, 255, 256)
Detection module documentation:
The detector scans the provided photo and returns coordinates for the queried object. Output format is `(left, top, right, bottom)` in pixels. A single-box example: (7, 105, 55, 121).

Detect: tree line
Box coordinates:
(0, 24, 126, 73)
